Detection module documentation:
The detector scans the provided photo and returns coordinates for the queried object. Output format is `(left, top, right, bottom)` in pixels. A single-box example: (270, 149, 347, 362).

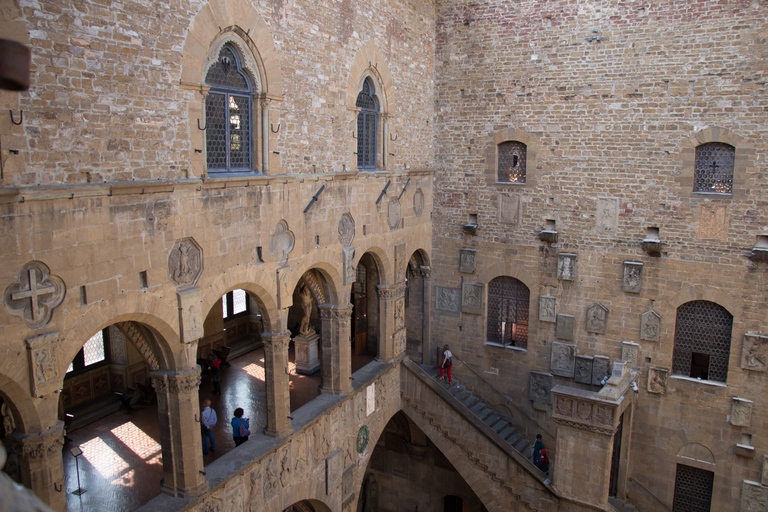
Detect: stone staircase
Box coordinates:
(421, 364, 534, 464)
(609, 497, 637, 512)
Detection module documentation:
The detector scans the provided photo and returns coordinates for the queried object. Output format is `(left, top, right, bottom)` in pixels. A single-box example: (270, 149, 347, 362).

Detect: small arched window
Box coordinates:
(356, 78, 378, 169)
(487, 276, 529, 349)
(694, 142, 734, 194)
(498, 141, 527, 183)
(672, 300, 733, 383)
(205, 44, 253, 173)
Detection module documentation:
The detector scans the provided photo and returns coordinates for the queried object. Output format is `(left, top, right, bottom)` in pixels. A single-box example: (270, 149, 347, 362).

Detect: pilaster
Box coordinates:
(375, 283, 407, 363)
(262, 331, 293, 437)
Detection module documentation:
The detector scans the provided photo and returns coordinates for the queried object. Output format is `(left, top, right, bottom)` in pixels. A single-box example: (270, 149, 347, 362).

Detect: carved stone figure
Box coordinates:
(621, 342, 639, 368)
(459, 248, 476, 273)
(741, 334, 768, 372)
(338, 213, 356, 246)
(640, 308, 661, 342)
(622, 261, 643, 293)
(168, 238, 203, 288)
(575, 355, 593, 384)
(1, 403, 15, 436)
(435, 286, 461, 316)
(550, 341, 576, 378)
(394, 243, 406, 282)
(557, 253, 577, 281)
(276, 266, 292, 310)
(387, 197, 401, 230)
(413, 188, 425, 217)
(529, 371, 553, 404)
(556, 314, 575, 340)
(269, 220, 295, 266)
(298, 282, 315, 335)
(586, 303, 608, 334)
(394, 298, 405, 330)
(731, 398, 753, 427)
(539, 295, 556, 323)
(4, 261, 66, 329)
(342, 246, 356, 285)
(461, 282, 483, 314)
(647, 367, 668, 394)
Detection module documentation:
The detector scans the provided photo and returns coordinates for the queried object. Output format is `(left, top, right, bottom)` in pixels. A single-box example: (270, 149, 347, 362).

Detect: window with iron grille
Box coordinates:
(498, 141, 527, 183)
(356, 78, 378, 169)
(672, 301, 732, 383)
(487, 276, 529, 349)
(205, 44, 253, 173)
(222, 289, 249, 320)
(66, 329, 109, 377)
(672, 464, 714, 512)
(694, 142, 734, 194)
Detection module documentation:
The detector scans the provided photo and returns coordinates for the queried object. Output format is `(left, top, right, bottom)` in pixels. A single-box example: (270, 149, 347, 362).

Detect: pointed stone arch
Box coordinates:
(346, 41, 394, 115)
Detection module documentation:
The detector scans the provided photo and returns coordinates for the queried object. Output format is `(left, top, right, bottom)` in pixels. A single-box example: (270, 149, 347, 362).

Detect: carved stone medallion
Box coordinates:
(342, 246, 356, 285)
(387, 197, 401, 230)
(592, 356, 610, 386)
(550, 341, 576, 378)
(539, 295, 556, 323)
(556, 314, 575, 340)
(168, 237, 203, 288)
(4, 261, 66, 329)
(459, 248, 476, 274)
(622, 261, 643, 293)
(338, 213, 355, 246)
(741, 333, 768, 372)
(731, 398, 753, 427)
(640, 308, 661, 342)
(461, 282, 483, 314)
(269, 220, 295, 266)
(413, 188, 424, 217)
(557, 253, 577, 281)
(741, 480, 768, 512)
(25, 332, 60, 397)
(498, 193, 521, 225)
(621, 341, 639, 368)
(575, 355, 593, 384)
(586, 303, 608, 334)
(435, 286, 461, 317)
(529, 371, 553, 404)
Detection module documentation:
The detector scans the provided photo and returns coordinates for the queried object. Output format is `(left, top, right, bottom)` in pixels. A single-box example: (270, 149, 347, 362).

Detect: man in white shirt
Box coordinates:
(201, 399, 217, 454)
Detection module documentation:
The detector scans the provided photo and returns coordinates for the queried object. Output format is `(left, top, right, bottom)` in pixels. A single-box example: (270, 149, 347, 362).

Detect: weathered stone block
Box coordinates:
(538, 295, 556, 323)
(461, 282, 483, 314)
(574, 355, 593, 384)
(550, 341, 576, 378)
(529, 370, 553, 404)
(555, 314, 575, 340)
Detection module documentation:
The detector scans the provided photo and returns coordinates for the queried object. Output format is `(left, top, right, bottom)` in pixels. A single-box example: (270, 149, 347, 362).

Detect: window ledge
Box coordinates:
(669, 375, 727, 387)
(484, 341, 527, 352)
(494, 181, 527, 186)
(692, 191, 732, 197)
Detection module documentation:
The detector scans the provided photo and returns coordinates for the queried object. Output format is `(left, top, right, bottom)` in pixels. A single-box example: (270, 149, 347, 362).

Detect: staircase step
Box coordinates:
(498, 426, 515, 439)
(608, 497, 624, 511)
(455, 390, 472, 401)
(462, 396, 478, 408)
(477, 408, 494, 421)
(506, 431, 522, 446)
(469, 402, 487, 415)
(492, 420, 509, 434)
(449, 384, 466, 396)
(483, 413, 501, 427)
(514, 437, 529, 452)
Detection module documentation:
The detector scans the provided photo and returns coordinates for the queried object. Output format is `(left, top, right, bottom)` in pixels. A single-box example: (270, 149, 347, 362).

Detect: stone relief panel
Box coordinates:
(413, 188, 425, 217)
(394, 297, 405, 331)
(435, 286, 461, 317)
(553, 395, 616, 434)
(597, 197, 619, 228)
(741, 333, 768, 372)
(647, 367, 668, 394)
(338, 213, 355, 246)
(394, 242, 406, 283)
(459, 248, 476, 274)
(387, 197, 401, 230)
(461, 282, 483, 314)
(592, 356, 610, 386)
(550, 341, 576, 378)
(556, 314, 575, 340)
(539, 295, 556, 323)
(621, 342, 639, 368)
(269, 220, 295, 266)
(4, 261, 66, 329)
(276, 266, 292, 309)
(498, 193, 521, 225)
(731, 398, 753, 427)
(557, 253, 577, 281)
(575, 355, 593, 384)
(697, 204, 728, 242)
(622, 261, 643, 293)
(342, 246, 356, 285)
(586, 303, 608, 334)
(640, 309, 661, 342)
(25, 332, 60, 397)
(168, 237, 203, 288)
(529, 371, 553, 404)
(177, 286, 203, 343)
(394, 328, 407, 355)
(741, 481, 768, 512)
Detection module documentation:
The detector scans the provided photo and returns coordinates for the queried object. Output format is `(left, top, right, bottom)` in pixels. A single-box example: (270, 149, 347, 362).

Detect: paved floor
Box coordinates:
(63, 343, 375, 511)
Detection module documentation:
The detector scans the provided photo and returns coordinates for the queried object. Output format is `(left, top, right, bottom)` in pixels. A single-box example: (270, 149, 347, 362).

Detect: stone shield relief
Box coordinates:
(529, 371, 553, 404)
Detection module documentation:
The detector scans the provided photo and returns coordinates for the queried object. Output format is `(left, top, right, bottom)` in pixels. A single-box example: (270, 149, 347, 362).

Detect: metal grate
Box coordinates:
(356, 78, 378, 169)
(694, 142, 734, 194)
(83, 330, 106, 367)
(498, 141, 527, 183)
(486, 276, 529, 348)
(672, 301, 732, 382)
(205, 44, 252, 172)
(673, 464, 713, 512)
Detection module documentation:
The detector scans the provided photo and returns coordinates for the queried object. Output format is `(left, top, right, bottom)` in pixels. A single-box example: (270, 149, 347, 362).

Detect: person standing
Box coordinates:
(231, 408, 250, 446)
(532, 434, 545, 466)
(209, 356, 222, 395)
(538, 448, 550, 476)
(440, 344, 453, 384)
(201, 399, 217, 454)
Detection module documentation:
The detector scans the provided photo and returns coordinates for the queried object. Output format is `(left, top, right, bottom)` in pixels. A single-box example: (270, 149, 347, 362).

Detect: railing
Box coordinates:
(627, 477, 672, 512)
(451, 353, 557, 457)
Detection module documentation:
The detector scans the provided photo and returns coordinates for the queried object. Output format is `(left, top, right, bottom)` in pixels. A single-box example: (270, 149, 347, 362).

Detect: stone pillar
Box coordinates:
(375, 283, 406, 363)
(262, 331, 292, 437)
(9, 422, 65, 511)
(382, 117, 389, 169)
(150, 368, 208, 498)
(261, 99, 270, 172)
(318, 304, 353, 395)
(420, 266, 433, 365)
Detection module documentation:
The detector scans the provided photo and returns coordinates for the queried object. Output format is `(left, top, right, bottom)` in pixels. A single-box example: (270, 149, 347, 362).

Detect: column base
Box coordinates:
(160, 479, 209, 498)
(264, 425, 294, 438)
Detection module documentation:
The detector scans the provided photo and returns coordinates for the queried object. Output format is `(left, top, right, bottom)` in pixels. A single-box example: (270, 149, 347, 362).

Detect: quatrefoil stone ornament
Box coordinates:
(4, 261, 66, 329)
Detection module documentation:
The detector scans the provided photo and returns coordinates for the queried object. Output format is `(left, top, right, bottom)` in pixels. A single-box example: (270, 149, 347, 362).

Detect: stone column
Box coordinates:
(318, 304, 354, 395)
(261, 98, 270, 172)
(420, 266, 433, 365)
(375, 283, 407, 363)
(262, 331, 292, 437)
(8, 422, 65, 511)
(150, 368, 208, 498)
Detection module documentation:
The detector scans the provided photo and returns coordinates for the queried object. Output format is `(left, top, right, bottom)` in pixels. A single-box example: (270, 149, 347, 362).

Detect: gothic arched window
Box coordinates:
(672, 300, 733, 383)
(205, 44, 253, 173)
(356, 78, 378, 170)
(498, 141, 527, 183)
(487, 276, 529, 349)
(694, 142, 734, 194)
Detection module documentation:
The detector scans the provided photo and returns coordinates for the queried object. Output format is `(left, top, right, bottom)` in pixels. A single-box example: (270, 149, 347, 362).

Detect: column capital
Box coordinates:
(318, 303, 353, 320)
(149, 368, 201, 395)
(9, 422, 65, 463)
(262, 331, 291, 352)
(419, 265, 432, 279)
(375, 282, 406, 299)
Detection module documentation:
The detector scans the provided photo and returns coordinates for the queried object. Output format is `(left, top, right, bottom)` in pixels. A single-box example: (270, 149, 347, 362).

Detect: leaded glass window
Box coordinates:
(694, 142, 734, 194)
(67, 329, 109, 376)
(222, 289, 249, 319)
(487, 276, 529, 349)
(673, 464, 714, 512)
(205, 44, 253, 173)
(356, 78, 378, 169)
(498, 141, 527, 183)
(672, 301, 732, 383)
